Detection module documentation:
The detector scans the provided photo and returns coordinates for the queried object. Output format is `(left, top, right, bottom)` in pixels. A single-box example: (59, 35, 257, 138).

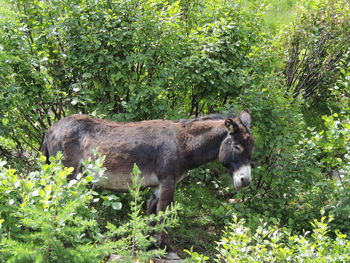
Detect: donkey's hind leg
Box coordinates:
(62, 159, 82, 180)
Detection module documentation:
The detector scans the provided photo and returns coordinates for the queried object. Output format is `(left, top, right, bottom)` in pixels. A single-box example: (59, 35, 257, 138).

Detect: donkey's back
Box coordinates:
(42, 114, 184, 191)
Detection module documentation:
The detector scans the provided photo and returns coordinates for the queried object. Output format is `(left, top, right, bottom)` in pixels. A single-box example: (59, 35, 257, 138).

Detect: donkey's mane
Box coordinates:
(177, 113, 237, 124)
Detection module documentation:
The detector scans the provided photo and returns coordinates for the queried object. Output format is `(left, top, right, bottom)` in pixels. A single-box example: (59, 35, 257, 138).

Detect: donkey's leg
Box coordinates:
(146, 187, 160, 251)
(62, 159, 82, 179)
(147, 187, 159, 216)
(156, 180, 180, 260)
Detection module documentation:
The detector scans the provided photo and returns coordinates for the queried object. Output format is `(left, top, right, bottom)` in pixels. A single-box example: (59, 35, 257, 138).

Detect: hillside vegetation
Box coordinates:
(0, 0, 349, 262)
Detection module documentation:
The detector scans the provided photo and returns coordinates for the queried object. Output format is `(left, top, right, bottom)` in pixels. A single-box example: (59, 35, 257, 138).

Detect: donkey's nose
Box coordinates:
(233, 164, 252, 189)
(239, 176, 250, 187)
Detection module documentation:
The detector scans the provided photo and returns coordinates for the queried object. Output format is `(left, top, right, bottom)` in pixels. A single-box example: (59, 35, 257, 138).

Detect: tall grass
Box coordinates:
(264, 0, 297, 28)
(0, 0, 10, 11)
(0, 0, 297, 28)
(241, 0, 297, 30)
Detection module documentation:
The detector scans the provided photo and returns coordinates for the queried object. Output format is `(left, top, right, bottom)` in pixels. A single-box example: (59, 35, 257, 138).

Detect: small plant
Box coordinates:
(0, 153, 112, 263)
(300, 112, 350, 234)
(212, 215, 350, 263)
(106, 164, 181, 263)
(183, 214, 350, 262)
(0, 155, 181, 263)
(184, 248, 210, 263)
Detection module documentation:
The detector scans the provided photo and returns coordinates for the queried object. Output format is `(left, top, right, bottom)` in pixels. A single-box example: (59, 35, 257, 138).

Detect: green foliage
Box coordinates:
(174, 181, 234, 257)
(184, 248, 209, 263)
(185, 215, 350, 262)
(214, 215, 350, 263)
(106, 164, 181, 263)
(221, 46, 312, 233)
(311, 113, 350, 171)
(295, 112, 350, 234)
(0, 153, 111, 263)
(0, 0, 269, 156)
(279, 0, 350, 119)
(227, 99, 349, 235)
(0, 160, 22, 236)
(262, 0, 297, 30)
(0, 0, 349, 260)
(0, 157, 180, 262)
(202, 0, 350, 237)
(176, 1, 268, 115)
(0, 0, 9, 9)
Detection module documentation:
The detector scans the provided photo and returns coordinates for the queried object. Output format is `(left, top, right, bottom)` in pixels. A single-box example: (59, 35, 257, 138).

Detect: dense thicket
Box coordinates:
(0, 0, 349, 261)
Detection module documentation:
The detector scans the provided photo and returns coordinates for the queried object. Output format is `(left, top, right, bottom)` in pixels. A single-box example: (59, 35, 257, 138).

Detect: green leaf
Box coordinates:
(111, 202, 122, 210)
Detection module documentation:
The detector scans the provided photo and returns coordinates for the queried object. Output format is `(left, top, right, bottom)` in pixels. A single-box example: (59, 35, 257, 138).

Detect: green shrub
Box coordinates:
(106, 164, 181, 263)
(0, 155, 180, 262)
(185, 215, 350, 262)
(0, 0, 270, 158)
(0, 153, 112, 263)
(173, 181, 234, 258)
(297, 112, 350, 234)
(0, 0, 348, 259)
(216, 215, 350, 263)
(279, 0, 350, 119)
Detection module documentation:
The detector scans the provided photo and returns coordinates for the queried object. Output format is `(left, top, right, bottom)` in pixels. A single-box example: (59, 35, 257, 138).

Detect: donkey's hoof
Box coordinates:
(166, 252, 181, 260)
(154, 252, 182, 262)
(108, 254, 123, 262)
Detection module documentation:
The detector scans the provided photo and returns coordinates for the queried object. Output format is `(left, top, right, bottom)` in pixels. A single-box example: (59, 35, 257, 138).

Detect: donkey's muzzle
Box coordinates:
(233, 164, 252, 189)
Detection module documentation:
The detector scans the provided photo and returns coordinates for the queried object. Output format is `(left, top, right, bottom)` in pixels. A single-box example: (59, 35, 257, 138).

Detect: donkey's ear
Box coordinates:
(225, 118, 239, 133)
(239, 109, 252, 128)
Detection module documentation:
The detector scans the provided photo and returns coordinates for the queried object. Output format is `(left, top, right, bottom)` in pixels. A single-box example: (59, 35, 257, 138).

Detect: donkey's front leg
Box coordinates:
(156, 180, 180, 260)
(147, 188, 159, 216)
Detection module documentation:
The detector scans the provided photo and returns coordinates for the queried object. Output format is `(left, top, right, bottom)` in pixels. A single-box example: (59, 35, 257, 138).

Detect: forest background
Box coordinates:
(0, 0, 349, 262)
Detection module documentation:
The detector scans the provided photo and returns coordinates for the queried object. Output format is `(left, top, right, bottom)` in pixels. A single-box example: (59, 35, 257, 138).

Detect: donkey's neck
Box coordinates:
(181, 121, 227, 170)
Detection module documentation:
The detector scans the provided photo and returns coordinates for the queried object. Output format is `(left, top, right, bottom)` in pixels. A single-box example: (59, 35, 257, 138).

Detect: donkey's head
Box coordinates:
(218, 109, 255, 189)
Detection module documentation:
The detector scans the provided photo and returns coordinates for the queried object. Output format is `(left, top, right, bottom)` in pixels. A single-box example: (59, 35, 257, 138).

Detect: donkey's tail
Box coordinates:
(40, 133, 50, 164)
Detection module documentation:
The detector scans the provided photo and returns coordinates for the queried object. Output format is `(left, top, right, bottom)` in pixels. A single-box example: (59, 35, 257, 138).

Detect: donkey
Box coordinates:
(41, 109, 255, 259)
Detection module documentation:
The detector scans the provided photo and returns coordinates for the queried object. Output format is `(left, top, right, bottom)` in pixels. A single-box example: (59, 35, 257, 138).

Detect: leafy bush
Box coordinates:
(296, 112, 350, 234)
(215, 215, 350, 263)
(279, 0, 350, 118)
(0, 0, 270, 157)
(309, 113, 350, 173)
(228, 103, 349, 235)
(107, 164, 180, 263)
(185, 215, 350, 262)
(205, 1, 350, 233)
(0, 0, 349, 260)
(0, 155, 180, 262)
(0, 153, 111, 263)
(173, 181, 234, 258)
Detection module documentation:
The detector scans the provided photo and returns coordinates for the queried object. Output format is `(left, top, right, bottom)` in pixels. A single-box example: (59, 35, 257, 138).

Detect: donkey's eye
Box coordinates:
(233, 145, 243, 152)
